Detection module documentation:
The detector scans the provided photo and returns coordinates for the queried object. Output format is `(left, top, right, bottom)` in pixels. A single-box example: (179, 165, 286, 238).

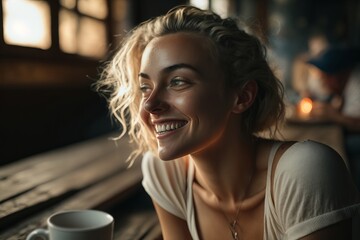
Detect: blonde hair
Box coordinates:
(96, 5, 285, 163)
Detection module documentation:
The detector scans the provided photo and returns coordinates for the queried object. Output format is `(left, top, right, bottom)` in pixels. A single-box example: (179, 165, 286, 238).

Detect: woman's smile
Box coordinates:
(153, 120, 188, 135)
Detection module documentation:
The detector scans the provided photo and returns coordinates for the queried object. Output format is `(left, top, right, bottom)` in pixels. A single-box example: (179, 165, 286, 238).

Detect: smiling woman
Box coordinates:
(96, 5, 360, 240)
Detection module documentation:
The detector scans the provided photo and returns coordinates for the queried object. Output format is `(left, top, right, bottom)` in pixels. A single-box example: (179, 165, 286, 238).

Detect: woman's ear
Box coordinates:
(232, 80, 258, 114)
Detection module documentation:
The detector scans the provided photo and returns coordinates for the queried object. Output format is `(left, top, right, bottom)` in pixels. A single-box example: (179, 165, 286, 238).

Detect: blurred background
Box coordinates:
(0, 0, 359, 166)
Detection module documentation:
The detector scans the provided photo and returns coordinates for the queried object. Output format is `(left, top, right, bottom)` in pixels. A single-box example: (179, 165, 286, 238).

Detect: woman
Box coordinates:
(97, 6, 360, 240)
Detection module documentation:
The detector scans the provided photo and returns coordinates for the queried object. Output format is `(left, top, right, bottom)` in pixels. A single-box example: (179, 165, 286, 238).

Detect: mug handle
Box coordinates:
(26, 228, 49, 240)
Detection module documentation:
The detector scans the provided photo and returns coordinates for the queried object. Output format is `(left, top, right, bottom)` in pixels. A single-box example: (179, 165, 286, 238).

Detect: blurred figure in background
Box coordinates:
(307, 46, 360, 189)
(292, 32, 330, 101)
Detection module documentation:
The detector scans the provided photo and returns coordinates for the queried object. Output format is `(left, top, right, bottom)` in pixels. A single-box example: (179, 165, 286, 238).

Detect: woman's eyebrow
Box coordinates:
(163, 63, 199, 74)
(138, 72, 149, 79)
(138, 63, 200, 79)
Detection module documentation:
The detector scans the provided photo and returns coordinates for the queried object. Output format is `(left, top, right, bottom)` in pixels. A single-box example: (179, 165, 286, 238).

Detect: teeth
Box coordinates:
(155, 122, 186, 134)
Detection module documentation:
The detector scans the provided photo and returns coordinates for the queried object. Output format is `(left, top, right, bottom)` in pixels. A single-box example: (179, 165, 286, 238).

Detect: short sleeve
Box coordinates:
(273, 141, 360, 239)
(141, 152, 188, 219)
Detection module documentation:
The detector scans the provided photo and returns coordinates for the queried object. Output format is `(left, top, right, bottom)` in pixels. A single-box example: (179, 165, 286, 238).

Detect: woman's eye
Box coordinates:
(139, 84, 152, 95)
(169, 78, 189, 88)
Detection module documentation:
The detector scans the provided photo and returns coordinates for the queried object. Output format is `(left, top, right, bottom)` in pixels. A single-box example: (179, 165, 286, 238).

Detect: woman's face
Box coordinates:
(139, 32, 236, 160)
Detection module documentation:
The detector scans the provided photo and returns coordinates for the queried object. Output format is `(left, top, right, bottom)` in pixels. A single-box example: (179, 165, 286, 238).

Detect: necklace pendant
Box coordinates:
(229, 220, 239, 240)
(231, 231, 239, 240)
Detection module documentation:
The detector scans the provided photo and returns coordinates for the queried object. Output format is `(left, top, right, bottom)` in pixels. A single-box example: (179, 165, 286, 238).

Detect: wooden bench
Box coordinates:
(0, 133, 161, 240)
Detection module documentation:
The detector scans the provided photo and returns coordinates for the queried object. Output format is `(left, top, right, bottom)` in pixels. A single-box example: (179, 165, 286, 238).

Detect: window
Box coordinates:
(59, 0, 108, 58)
(189, 0, 236, 18)
(189, 0, 209, 10)
(1, 0, 110, 59)
(3, 0, 51, 49)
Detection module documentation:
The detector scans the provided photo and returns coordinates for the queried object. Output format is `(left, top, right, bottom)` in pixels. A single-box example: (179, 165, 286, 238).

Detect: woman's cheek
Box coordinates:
(174, 97, 187, 106)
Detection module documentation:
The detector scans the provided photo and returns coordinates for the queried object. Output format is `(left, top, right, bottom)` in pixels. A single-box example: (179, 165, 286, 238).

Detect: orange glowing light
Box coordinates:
(299, 97, 313, 115)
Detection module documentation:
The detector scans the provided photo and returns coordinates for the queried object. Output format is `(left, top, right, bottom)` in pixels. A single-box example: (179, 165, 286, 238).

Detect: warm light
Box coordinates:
(78, 0, 108, 19)
(59, 9, 78, 54)
(59, 10, 107, 58)
(190, 0, 209, 10)
(78, 17, 107, 58)
(60, 0, 76, 9)
(212, 0, 230, 17)
(3, 0, 51, 49)
(299, 97, 313, 115)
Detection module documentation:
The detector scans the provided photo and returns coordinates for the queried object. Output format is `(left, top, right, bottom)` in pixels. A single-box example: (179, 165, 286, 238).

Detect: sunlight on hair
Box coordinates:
(3, 0, 51, 49)
(117, 85, 130, 97)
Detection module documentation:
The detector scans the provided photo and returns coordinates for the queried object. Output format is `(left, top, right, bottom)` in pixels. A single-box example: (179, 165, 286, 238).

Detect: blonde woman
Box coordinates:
(97, 6, 360, 240)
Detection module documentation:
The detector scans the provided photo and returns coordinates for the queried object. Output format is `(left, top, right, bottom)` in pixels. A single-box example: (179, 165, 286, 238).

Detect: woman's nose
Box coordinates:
(143, 91, 169, 114)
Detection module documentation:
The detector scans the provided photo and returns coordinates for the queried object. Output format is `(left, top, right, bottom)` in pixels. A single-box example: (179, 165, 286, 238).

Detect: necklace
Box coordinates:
(229, 208, 241, 240)
(218, 199, 242, 240)
(217, 159, 256, 240)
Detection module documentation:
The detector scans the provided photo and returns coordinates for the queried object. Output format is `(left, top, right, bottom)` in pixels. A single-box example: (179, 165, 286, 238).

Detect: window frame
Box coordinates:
(0, 0, 112, 61)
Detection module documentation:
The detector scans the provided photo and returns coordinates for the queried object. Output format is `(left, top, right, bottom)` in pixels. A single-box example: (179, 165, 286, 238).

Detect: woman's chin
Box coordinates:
(157, 147, 185, 161)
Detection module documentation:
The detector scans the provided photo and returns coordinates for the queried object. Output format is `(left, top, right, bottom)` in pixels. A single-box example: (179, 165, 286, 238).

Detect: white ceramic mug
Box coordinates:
(26, 210, 114, 240)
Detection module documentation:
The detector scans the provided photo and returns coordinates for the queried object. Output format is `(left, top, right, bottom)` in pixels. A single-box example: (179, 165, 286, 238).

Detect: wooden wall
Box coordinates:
(0, 57, 115, 165)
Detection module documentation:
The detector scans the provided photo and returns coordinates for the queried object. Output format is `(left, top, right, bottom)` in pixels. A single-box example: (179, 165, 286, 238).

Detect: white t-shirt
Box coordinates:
(142, 141, 360, 239)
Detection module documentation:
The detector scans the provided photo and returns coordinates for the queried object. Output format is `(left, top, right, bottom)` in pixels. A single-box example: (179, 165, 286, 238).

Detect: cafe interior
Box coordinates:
(1, 0, 359, 239)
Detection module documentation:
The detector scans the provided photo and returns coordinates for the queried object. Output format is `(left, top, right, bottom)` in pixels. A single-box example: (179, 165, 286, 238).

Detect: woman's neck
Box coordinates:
(190, 134, 258, 207)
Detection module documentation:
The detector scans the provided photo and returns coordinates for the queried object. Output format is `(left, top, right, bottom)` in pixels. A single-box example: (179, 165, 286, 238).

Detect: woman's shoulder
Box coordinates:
(275, 140, 350, 185)
(270, 140, 360, 239)
(279, 140, 344, 167)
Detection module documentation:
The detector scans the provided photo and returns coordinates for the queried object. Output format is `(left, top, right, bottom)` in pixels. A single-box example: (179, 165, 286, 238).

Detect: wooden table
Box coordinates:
(0, 133, 161, 240)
